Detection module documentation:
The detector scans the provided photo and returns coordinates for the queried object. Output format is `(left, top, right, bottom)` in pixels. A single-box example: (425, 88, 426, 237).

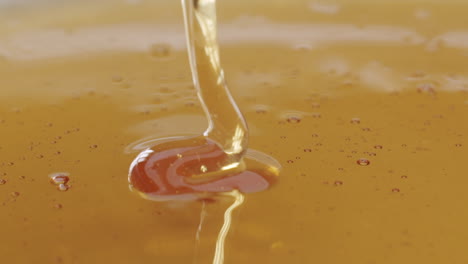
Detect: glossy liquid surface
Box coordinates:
(128, 0, 279, 203)
(1, 1, 468, 263)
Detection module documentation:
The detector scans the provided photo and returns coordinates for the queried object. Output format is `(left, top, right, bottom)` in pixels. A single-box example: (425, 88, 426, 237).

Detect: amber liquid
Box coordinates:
(1, 1, 468, 263)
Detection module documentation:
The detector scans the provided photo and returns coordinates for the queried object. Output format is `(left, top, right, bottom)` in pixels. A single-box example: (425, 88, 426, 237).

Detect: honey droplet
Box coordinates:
(356, 158, 370, 166)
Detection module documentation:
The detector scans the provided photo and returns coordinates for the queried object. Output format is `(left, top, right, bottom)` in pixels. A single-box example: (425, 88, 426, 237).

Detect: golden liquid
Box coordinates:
(1, 1, 468, 263)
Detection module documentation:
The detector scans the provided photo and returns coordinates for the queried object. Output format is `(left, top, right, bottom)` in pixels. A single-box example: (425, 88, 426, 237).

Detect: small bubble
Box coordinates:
(7, 162, 14, 166)
(311, 102, 320, 108)
(311, 113, 322, 118)
(409, 71, 426, 79)
(287, 160, 294, 164)
(374, 145, 383, 149)
(356, 158, 370, 166)
(10, 191, 20, 197)
(455, 144, 462, 147)
(89, 144, 98, 149)
(368, 152, 377, 156)
(417, 83, 436, 94)
(401, 175, 408, 179)
(149, 43, 171, 58)
(392, 188, 400, 193)
(311, 134, 319, 138)
(304, 148, 312, 152)
(254, 105, 269, 114)
(176, 154, 183, 158)
(350, 118, 361, 124)
(185, 101, 196, 107)
(49, 173, 70, 185)
(334, 181, 343, 186)
(54, 203, 63, 209)
(362, 128, 371, 132)
(200, 165, 207, 173)
(112, 75, 123, 83)
(295, 156, 301, 160)
(57, 184, 70, 192)
(36, 154, 44, 159)
(0, 179, 6, 185)
(287, 116, 301, 123)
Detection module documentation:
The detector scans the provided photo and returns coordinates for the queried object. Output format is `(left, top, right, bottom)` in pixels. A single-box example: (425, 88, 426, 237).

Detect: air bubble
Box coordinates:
(49, 173, 70, 185)
(112, 76, 123, 83)
(350, 118, 361, 124)
(90, 145, 98, 149)
(0, 179, 6, 185)
(304, 149, 312, 152)
(374, 145, 383, 149)
(455, 144, 462, 147)
(401, 175, 408, 179)
(200, 165, 208, 173)
(57, 184, 70, 192)
(356, 158, 370, 166)
(392, 188, 400, 193)
(10, 192, 20, 197)
(368, 152, 377, 156)
(334, 181, 343, 186)
(54, 204, 63, 209)
(149, 43, 171, 58)
(311, 102, 320, 108)
(286, 116, 301, 123)
(417, 83, 436, 94)
(287, 160, 294, 164)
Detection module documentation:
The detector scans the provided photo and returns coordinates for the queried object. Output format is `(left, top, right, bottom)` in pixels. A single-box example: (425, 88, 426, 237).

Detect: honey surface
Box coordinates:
(1, 1, 468, 263)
